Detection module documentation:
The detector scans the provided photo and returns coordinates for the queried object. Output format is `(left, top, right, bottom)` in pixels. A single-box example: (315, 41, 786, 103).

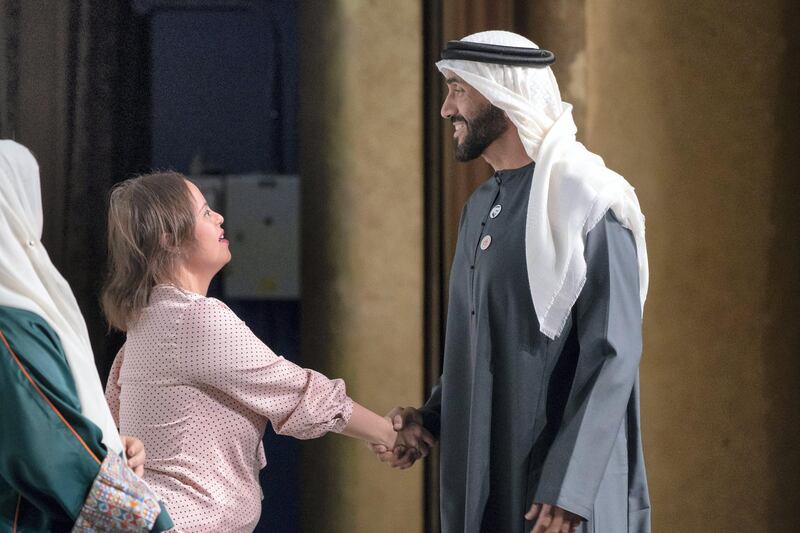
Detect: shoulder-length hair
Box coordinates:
(101, 172, 195, 331)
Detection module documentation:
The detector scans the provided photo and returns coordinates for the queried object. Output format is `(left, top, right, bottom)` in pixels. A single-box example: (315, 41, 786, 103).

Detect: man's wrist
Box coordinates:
(419, 408, 441, 438)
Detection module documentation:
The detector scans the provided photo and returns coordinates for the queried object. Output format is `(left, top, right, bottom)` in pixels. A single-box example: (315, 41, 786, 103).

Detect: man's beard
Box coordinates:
(453, 104, 508, 162)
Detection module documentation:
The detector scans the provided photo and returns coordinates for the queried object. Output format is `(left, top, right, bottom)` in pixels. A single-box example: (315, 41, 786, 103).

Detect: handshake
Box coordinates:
(369, 407, 437, 469)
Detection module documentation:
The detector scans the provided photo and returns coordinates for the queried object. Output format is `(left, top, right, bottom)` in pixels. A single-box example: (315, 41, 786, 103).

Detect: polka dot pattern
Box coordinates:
(105, 285, 353, 532)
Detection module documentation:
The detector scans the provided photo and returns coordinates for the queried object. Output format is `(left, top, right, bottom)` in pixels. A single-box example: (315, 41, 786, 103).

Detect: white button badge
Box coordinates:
(490, 204, 502, 218)
(480, 235, 492, 250)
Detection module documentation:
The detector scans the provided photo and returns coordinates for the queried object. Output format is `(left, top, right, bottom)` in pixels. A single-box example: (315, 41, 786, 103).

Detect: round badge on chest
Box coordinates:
(489, 204, 502, 218)
(480, 235, 492, 250)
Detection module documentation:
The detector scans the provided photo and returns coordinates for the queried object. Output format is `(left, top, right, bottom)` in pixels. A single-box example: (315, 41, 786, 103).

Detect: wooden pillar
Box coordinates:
(585, 0, 800, 529)
(298, 2, 425, 532)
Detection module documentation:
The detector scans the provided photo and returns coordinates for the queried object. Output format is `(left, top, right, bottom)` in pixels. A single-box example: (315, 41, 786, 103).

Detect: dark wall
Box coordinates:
(149, 1, 296, 175)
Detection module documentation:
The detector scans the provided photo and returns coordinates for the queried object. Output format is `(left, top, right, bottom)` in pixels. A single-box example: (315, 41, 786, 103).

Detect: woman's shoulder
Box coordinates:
(0, 306, 74, 386)
(149, 285, 227, 313)
(161, 290, 243, 335)
(141, 286, 243, 336)
(0, 305, 62, 350)
(0, 304, 51, 328)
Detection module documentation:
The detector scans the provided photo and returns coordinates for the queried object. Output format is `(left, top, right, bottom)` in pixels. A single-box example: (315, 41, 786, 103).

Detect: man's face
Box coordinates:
(440, 72, 508, 162)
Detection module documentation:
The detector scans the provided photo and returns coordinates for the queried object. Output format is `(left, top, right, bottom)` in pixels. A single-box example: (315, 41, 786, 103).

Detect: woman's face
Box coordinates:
(181, 180, 231, 277)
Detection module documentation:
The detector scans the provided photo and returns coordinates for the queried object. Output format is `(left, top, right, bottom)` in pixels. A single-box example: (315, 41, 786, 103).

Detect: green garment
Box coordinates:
(0, 306, 172, 532)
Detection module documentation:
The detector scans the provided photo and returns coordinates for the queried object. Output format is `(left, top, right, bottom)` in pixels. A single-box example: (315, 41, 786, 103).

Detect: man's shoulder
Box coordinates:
(585, 210, 638, 268)
(589, 210, 633, 237)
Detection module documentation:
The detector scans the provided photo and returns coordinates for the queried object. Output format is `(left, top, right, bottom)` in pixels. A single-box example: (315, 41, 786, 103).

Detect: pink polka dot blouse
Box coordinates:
(105, 285, 353, 532)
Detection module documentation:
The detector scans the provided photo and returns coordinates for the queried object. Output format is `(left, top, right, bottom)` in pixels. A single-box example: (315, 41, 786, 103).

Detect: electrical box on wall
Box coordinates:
(191, 174, 300, 300)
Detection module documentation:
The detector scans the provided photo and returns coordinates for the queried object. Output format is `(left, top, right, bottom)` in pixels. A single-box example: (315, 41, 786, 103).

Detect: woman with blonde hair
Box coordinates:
(102, 172, 427, 532)
(0, 140, 172, 531)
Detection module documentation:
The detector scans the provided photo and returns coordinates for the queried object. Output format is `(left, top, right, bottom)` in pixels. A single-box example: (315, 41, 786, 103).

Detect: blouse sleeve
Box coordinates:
(177, 297, 353, 439)
(104, 344, 124, 427)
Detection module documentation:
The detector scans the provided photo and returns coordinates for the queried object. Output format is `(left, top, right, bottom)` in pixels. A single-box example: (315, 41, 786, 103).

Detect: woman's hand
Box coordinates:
(121, 435, 146, 476)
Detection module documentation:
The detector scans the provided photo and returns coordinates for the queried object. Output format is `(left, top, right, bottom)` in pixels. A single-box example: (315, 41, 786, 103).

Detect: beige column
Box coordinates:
(298, 2, 424, 532)
(584, 0, 799, 530)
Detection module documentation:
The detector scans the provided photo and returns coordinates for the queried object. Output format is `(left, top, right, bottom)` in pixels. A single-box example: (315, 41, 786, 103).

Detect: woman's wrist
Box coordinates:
(382, 419, 398, 449)
(342, 402, 399, 448)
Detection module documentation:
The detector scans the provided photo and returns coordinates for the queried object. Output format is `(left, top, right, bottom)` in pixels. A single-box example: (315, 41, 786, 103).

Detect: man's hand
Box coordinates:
(525, 502, 581, 533)
(121, 435, 146, 477)
(369, 406, 436, 469)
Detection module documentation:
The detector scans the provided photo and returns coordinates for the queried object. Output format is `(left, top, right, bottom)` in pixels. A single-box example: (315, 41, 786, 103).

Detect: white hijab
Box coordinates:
(438, 31, 648, 339)
(0, 140, 123, 455)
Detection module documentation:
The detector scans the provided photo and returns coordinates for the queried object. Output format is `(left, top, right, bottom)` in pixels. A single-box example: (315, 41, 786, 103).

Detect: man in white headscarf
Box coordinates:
(373, 31, 650, 533)
(0, 140, 173, 531)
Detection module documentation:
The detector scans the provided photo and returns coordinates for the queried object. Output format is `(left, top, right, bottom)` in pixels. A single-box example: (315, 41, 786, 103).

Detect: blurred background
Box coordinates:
(1, 1, 798, 532)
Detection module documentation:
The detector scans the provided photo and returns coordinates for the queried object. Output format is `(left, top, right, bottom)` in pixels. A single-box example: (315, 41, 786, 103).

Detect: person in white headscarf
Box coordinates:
(372, 31, 651, 533)
(0, 140, 173, 531)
